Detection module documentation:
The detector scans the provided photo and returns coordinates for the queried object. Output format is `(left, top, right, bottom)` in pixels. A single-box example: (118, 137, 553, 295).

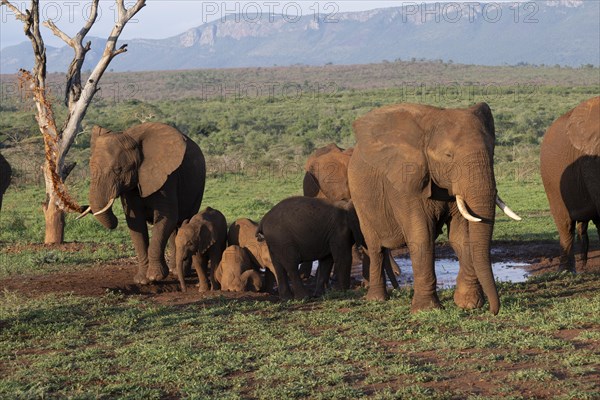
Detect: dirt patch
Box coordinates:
(1, 240, 599, 305)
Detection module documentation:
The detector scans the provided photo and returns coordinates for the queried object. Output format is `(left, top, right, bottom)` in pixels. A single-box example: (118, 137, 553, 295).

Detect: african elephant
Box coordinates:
(302, 143, 401, 287)
(78, 122, 206, 285)
(215, 245, 263, 292)
(227, 218, 276, 291)
(348, 102, 521, 315)
(175, 207, 227, 292)
(540, 96, 600, 272)
(0, 153, 11, 212)
(257, 196, 363, 300)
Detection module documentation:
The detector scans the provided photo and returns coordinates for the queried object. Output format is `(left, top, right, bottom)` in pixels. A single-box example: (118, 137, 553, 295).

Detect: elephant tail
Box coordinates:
(256, 221, 265, 242)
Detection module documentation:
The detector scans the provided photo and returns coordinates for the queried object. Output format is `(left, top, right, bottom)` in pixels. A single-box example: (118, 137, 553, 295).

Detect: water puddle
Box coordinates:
(390, 258, 531, 289)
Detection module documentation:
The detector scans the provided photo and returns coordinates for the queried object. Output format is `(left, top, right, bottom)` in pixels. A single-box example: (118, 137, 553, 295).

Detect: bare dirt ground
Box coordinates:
(1, 241, 598, 305)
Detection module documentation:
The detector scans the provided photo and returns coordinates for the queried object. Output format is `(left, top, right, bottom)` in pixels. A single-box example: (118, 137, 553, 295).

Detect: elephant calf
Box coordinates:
(257, 196, 362, 300)
(215, 245, 263, 292)
(228, 218, 277, 292)
(174, 207, 227, 292)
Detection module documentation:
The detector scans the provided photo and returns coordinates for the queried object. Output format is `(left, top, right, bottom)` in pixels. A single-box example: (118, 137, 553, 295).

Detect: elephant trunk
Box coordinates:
(175, 248, 188, 292)
(89, 183, 118, 230)
(468, 209, 499, 315)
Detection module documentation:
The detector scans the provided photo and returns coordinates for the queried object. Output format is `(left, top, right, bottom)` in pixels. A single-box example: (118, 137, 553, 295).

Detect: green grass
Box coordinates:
(0, 67, 599, 398)
(0, 273, 598, 399)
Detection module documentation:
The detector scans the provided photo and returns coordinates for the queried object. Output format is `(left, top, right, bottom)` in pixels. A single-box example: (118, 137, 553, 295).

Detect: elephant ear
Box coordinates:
(303, 172, 321, 197)
(353, 104, 430, 197)
(566, 97, 600, 156)
(470, 102, 496, 139)
(129, 123, 187, 198)
(198, 223, 216, 255)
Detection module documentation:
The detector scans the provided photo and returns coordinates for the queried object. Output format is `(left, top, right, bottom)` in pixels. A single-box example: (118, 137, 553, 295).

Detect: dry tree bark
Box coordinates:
(1, 0, 146, 243)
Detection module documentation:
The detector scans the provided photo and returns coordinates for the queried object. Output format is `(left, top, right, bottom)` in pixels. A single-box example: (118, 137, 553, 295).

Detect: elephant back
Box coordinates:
(566, 96, 600, 156)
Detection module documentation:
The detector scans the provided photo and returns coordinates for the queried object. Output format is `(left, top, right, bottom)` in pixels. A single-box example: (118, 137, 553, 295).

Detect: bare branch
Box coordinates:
(112, 44, 128, 58)
(0, 0, 27, 22)
(42, 19, 73, 46)
(77, 0, 99, 40)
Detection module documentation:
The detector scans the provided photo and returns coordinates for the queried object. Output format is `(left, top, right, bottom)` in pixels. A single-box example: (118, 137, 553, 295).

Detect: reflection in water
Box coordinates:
(391, 258, 530, 289)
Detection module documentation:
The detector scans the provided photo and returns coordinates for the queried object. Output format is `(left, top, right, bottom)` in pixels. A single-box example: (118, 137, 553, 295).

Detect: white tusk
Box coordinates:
(93, 198, 115, 216)
(496, 195, 522, 221)
(456, 195, 482, 222)
(76, 206, 92, 220)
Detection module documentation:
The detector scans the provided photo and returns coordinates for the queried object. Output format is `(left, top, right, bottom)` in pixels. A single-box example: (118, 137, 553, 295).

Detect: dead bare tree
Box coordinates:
(1, 0, 146, 243)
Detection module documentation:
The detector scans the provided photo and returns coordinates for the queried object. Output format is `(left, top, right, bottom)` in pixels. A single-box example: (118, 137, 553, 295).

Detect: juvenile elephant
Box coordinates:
(0, 153, 11, 212)
(78, 122, 206, 285)
(540, 96, 600, 272)
(257, 196, 363, 300)
(175, 207, 227, 292)
(302, 143, 401, 287)
(348, 102, 521, 314)
(228, 218, 276, 291)
(215, 245, 263, 292)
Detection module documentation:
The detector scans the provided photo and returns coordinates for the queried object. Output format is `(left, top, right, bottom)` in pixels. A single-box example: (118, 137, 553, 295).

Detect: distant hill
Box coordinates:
(1, 1, 598, 73)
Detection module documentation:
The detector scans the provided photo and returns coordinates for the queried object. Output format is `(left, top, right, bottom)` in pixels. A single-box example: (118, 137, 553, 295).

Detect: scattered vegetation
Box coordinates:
(0, 62, 599, 398)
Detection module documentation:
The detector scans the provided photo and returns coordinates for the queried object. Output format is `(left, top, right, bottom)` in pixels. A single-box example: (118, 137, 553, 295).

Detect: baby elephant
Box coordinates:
(215, 245, 263, 292)
(175, 207, 227, 292)
(257, 196, 362, 300)
(228, 218, 277, 291)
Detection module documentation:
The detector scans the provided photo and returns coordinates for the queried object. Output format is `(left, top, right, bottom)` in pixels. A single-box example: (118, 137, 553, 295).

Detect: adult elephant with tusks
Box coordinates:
(348, 102, 521, 314)
(78, 122, 206, 285)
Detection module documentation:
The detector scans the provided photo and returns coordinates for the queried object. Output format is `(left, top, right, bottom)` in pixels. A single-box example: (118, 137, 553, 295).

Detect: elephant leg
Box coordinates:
(365, 246, 387, 301)
(331, 247, 352, 291)
(403, 216, 440, 312)
(263, 268, 276, 294)
(449, 217, 484, 310)
(361, 250, 370, 287)
(147, 191, 179, 282)
(193, 254, 210, 292)
(314, 256, 334, 297)
(209, 249, 223, 291)
(298, 261, 313, 280)
(271, 257, 293, 300)
(577, 221, 589, 268)
(272, 253, 308, 300)
(383, 249, 400, 289)
(556, 217, 576, 273)
(122, 195, 151, 285)
(167, 230, 177, 274)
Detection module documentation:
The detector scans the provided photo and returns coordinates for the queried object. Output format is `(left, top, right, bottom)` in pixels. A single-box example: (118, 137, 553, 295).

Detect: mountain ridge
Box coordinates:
(1, 1, 598, 73)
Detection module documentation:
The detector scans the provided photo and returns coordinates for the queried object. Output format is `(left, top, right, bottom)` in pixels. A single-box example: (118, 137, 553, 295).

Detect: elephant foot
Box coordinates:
(134, 271, 150, 285)
(411, 293, 443, 313)
(454, 283, 484, 310)
(293, 286, 310, 300)
(366, 284, 388, 301)
(196, 282, 210, 292)
(146, 262, 169, 282)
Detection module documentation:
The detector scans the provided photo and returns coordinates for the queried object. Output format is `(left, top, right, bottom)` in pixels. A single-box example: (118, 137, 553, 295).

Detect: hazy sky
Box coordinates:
(0, 1, 413, 49)
(0, 0, 524, 49)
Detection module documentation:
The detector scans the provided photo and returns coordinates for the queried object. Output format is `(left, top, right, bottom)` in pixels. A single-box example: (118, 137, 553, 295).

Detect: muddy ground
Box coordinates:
(1, 240, 598, 305)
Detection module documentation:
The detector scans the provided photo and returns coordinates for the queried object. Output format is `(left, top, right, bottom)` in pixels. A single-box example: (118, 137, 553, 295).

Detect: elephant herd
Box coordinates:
(0, 96, 598, 314)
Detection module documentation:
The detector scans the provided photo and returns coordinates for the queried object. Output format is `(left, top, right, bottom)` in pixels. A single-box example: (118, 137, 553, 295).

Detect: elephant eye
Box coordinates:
(445, 152, 454, 159)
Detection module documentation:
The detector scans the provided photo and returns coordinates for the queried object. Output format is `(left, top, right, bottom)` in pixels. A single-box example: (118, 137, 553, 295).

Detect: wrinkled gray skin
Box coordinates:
(349, 102, 506, 314)
(540, 96, 600, 272)
(0, 153, 11, 212)
(302, 143, 401, 287)
(85, 123, 205, 285)
(227, 218, 276, 292)
(215, 245, 263, 292)
(257, 196, 363, 300)
(175, 207, 227, 292)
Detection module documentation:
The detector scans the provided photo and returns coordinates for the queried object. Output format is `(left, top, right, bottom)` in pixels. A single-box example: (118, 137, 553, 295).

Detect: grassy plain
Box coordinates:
(0, 62, 599, 398)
